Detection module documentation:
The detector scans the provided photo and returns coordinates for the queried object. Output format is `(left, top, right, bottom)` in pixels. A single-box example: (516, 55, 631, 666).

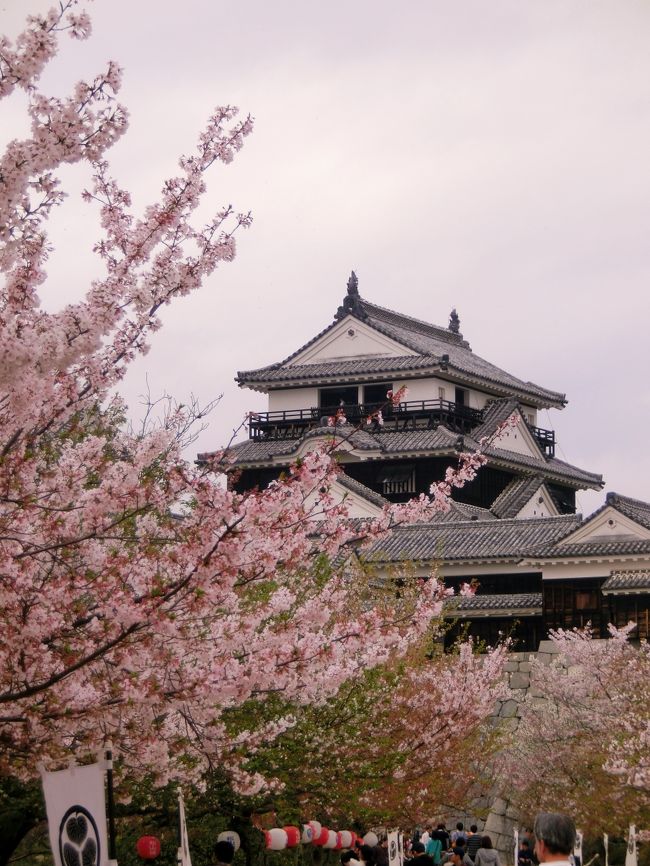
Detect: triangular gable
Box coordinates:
(515, 484, 560, 520)
(557, 505, 650, 546)
(287, 315, 416, 366)
(303, 477, 385, 520)
(273, 430, 382, 463)
(489, 409, 545, 461)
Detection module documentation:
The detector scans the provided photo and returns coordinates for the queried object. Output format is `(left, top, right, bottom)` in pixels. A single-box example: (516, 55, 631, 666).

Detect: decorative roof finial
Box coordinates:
(449, 308, 460, 334)
(334, 270, 368, 321)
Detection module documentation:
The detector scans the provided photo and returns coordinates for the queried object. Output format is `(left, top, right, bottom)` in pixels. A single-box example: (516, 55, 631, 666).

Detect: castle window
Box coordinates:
(380, 464, 415, 495)
(319, 386, 359, 411)
(363, 382, 393, 408)
(455, 387, 469, 407)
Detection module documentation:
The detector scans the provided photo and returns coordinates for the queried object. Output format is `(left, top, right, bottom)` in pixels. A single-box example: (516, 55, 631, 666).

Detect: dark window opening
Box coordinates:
(455, 387, 469, 407)
(319, 386, 359, 412)
(363, 382, 393, 408)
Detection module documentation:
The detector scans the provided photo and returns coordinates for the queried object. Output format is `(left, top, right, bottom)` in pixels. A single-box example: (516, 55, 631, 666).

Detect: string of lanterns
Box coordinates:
(265, 823, 378, 851)
(136, 825, 379, 858)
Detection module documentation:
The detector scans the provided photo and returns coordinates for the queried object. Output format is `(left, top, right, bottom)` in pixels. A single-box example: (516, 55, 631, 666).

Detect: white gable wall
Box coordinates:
(557, 506, 650, 546)
(289, 317, 416, 365)
(491, 411, 544, 459)
(303, 478, 384, 520)
(516, 486, 560, 520)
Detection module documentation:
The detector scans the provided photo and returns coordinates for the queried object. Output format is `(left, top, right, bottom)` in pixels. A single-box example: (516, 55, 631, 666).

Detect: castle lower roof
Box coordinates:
(362, 514, 581, 565)
(211, 424, 603, 491)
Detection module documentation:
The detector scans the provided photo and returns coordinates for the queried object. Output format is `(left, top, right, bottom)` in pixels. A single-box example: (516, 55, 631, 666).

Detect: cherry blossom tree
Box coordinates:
(217, 638, 509, 828)
(499, 625, 650, 834)
(0, 0, 492, 801)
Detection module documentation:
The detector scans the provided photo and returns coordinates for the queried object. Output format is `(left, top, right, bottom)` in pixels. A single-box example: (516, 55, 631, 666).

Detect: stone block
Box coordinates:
(485, 814, 506, 837)
(499, 699, 519, 718)
(537, 640, 560, 654)
(518, 661, 532, 672)
(490, 797, 508, 816)
(509, 671, 530, 689)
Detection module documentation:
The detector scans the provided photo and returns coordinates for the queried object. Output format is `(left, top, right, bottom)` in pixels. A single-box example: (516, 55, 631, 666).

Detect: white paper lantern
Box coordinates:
(363, 832, 379, 848)
(339, 831, 353, 848)
(266, 829, 289, 851)
(302, 825, 314, 844)
(324, 831, 338, 849)
(217, 832, 241, 852)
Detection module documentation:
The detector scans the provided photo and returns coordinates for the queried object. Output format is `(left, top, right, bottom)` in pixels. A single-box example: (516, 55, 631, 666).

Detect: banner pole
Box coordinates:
(105, 741, 118, 864)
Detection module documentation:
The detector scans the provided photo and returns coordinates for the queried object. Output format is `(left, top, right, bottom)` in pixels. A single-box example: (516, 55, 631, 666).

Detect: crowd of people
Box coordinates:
(332, 813, 577, 866)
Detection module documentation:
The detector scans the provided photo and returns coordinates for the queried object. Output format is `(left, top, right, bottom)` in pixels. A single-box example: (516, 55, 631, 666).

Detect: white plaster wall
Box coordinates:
(290, 317, 414, 365)
(303, 479, 383, 520)
(492, 418, 543, 458)
(516, 488, 559, 519)
(542, 560, 620, 580)
(394, 377, 491, 409)
(268, 387, 319, 412)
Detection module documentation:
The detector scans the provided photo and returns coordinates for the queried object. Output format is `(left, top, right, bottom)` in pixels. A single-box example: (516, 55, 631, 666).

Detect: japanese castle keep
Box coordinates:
(201, 273, 650, 651)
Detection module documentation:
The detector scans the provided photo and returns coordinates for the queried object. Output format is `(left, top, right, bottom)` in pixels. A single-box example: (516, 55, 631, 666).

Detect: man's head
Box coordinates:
(214, 840, 235, 865)
(533, 813, 576, 861)
(450, 851, 463, 866)
(412, 843, 425, 855)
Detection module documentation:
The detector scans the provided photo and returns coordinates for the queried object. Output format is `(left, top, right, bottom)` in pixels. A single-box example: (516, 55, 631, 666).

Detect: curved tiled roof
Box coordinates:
(536, 538, 650, 559)
(237, 294, 566, 408)
(491, 476, 548, 518)
(363, 514, 580, 564)
(602, 570, 650, 593)
(214, 424, 602, 489)
(336, 473, 389, 508)
(451, 592, 543, 612)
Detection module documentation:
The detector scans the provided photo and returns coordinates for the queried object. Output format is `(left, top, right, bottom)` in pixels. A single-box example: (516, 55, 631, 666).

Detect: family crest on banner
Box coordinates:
(41, 760, 113, 866)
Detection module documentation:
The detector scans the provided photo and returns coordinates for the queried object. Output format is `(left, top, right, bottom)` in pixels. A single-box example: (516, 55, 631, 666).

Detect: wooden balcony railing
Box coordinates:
(248, 399, 484, 441)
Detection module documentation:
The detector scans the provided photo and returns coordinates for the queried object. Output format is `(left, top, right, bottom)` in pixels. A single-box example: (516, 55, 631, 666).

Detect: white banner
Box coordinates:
(388, 831, 400, 866)
(177, 789, 192, 866)
(625, 826, 637, 866)
(41, 762, 109, 866)
(574, 831, 583, 865)
(604, 834, 609, 866)
(398, 831, 404, 866)
(514, 829, 519, 866)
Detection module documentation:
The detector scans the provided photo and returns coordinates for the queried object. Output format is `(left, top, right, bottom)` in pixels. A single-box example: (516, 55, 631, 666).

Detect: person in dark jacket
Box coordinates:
(465, 828, 483, 865)
(409, 842, 435, 866)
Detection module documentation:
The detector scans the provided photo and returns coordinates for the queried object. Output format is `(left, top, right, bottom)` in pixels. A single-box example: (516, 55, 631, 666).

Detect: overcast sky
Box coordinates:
(2, 0, 649, 516)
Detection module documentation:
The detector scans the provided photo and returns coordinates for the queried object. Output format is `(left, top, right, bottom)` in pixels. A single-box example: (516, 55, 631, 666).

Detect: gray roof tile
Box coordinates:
(212, 425, 602, 489)
(363, 514, 580, 564)
(336, 473, 389, 508)
(491, 475, 547, 518)
(237, 296, 566, 408)
(451, 592, 543, 612)
(602, 570, 650, 593)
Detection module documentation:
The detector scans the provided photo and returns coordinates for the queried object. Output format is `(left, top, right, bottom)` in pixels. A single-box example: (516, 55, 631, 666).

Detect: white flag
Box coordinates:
(41, 762, 110, 866)
(398, 831, 404, 866)
(514, 829, 519, 866)
(388, 831, 400, 866)
(177, 789, 192, 866)
(604, 834, 609, 866)
(574, 831, 583, 865)
(625, 826, 637, 866)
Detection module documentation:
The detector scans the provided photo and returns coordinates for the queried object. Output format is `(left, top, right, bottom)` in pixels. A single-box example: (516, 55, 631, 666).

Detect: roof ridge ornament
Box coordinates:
(449, 307, 461, 334)
(334, 270, 368, 321)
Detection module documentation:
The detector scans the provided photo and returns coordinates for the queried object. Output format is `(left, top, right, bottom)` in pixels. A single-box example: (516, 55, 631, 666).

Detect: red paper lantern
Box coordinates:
(284, 827, 301, 848)
(314, 827, 330, 846)
(136, 836, 161, 860)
